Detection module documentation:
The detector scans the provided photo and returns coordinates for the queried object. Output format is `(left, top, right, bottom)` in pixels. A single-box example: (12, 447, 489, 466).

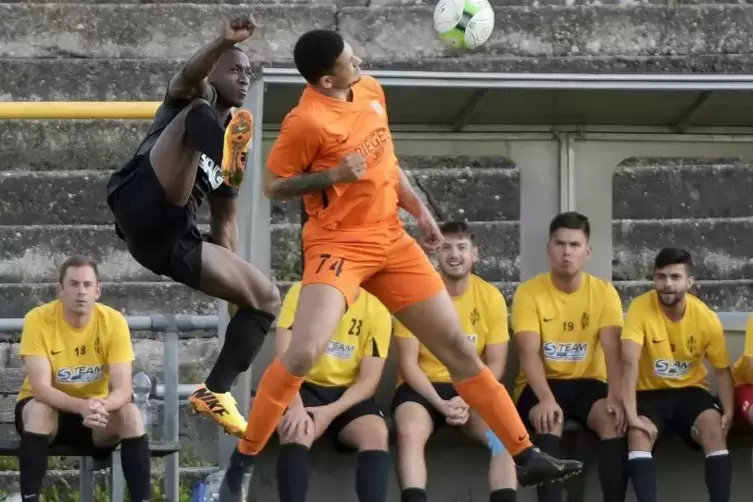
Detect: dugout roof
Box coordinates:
(262, 68, 753, 131)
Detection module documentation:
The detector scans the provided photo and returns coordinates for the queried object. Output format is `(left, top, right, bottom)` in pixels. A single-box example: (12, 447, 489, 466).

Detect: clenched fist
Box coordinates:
(330, 153, 367, 183)
(221, 14, 257, 43)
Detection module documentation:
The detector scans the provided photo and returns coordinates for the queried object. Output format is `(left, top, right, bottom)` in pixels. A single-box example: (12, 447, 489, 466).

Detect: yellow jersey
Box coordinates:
(277, 282, 392, 387)
(511, 272, 624, 398)
(394, 274, 509, 384)
(621, 290, 729, 391)
(18, 300, 135, 402)
(732, 314, 753, 386)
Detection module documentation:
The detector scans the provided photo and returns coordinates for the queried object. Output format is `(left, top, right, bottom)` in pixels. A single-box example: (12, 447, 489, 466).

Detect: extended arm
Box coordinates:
(167, 15, 256, 100)
(167, 37, 236, 100)
(397, 168, 430, 219)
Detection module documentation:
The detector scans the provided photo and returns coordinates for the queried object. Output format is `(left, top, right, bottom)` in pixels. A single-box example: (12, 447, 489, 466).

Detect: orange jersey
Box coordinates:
(267, 76, 400, 233)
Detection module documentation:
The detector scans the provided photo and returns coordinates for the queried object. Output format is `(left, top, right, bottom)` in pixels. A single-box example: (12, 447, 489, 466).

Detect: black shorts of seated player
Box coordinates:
(635, 386, 720, 449)
(15, 397, 118, 460)
(391, 382, 459, 430)
(105, 15, 281, 434)
(275, 382, 389, 502)
(516, 378, 608, 430)
(517, 379, 629, 502)
(627, 387, 730, 502)
(299, 382, 384, 449)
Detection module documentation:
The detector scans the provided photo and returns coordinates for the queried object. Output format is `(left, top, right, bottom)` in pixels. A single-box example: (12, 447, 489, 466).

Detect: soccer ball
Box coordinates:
(433, 0, 495, 50)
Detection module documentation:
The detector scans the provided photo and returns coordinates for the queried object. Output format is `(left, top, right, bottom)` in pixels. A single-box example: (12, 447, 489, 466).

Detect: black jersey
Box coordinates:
(106, 83, 238, 220)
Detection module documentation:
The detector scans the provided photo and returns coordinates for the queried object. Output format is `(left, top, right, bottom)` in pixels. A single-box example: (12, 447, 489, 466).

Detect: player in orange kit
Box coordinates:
(216, 29, 583, 500)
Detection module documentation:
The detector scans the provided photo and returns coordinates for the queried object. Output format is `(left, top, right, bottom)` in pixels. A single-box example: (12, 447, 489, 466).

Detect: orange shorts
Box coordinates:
(301, 227, 444, 313)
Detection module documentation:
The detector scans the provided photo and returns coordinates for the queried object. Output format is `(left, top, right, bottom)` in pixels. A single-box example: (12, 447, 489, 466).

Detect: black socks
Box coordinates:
(598, 437, 629, 502)
(120, 434, 152, 502)
(356, 450, 389, 502)
(490, 488, 517, 502)
(19, 432, 49, 502)
(704, 451, 731, 502)
(205, 307, 275, 393)
(401, 487, 427, 502)
(534, 433, 564, 502)
(628, 452, 657, 502)
(276, 443, 310, 502)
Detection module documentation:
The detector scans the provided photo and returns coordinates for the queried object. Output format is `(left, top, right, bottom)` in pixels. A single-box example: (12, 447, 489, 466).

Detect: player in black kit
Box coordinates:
(105, 14, 280, 438)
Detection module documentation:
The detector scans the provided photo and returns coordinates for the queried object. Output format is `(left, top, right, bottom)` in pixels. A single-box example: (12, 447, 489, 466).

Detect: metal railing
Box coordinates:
(0, 314, 219, 502)
(0, 101, 160, 120)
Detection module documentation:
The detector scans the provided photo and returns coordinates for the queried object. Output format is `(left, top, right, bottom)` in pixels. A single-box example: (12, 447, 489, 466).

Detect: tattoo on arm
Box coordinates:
(268, 172, 337, 199)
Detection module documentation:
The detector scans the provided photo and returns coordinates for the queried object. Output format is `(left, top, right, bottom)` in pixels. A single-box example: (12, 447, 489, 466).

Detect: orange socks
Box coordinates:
(238, 358, 304, 456)
(454, 367, 533, 456)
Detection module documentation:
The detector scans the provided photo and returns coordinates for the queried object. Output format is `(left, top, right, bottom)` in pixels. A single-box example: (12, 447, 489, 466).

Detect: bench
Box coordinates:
(0, 315, 205, 502)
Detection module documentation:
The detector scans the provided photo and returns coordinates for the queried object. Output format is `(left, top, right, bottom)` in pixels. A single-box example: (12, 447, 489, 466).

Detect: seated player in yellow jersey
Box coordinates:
(512, 212, 628, 502)
(621, 248, 733, 502)
(16, 257, 150, 502)
(273, 280, 392, 502)
(392, 222, 518, 502)
(732, 313, 753, 428)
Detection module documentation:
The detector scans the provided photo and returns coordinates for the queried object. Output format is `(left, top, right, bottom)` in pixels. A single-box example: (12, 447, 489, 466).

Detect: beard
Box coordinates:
(658, 290, 685, 307)
(439, 265, 470, 282)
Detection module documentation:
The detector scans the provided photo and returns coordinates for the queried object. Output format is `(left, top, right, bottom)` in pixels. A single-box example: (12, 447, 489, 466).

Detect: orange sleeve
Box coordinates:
(371, 76, 387, 107)
(266, 110, 321, 178)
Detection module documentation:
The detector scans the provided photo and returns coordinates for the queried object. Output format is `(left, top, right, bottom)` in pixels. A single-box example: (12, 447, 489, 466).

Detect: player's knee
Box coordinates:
(627, 425, 653, 451)
(588, 399, 620, 438)
(281, 344, 320, 377)
(113, 403, 146, 437)
(695, 410, 725, 447)
(395, 411, 431, 447)
(279, 427, 314, 447)
(355, 417, 389, 451)
(23, 399, 58, 433)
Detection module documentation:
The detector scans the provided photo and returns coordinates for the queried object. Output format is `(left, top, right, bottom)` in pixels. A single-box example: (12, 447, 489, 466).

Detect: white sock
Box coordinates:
(628, 450, 652, 461)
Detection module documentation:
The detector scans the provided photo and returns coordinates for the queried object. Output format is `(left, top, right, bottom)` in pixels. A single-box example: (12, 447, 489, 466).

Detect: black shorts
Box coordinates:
(516, 378, 608, 430)
(299, 382, 384, 451)
(391, 382, 459, 431)
(106, 154, 203, 288)
(636, 386, 720, 448)
(15, 398, 119, 460)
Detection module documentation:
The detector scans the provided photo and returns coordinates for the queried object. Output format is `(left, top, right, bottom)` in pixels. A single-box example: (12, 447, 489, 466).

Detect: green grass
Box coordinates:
(0, 445, 214, 502)
(0, 476, 195, 502)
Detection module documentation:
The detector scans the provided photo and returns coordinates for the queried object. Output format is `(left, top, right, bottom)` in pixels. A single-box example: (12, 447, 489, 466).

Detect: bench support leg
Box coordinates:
(110, 447, 126, 502)
(79, 456, 95, 502)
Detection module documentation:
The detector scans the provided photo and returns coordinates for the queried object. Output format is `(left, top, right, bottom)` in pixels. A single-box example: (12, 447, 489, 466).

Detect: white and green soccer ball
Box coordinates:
(433, 0, 495, 50)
